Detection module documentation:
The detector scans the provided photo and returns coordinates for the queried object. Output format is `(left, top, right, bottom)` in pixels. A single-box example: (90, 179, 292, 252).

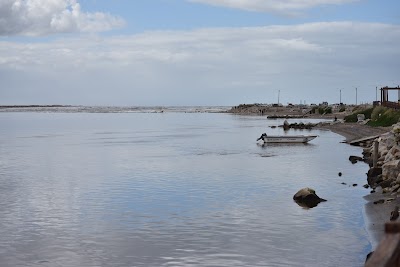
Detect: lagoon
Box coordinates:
(0, 110, 371, 266)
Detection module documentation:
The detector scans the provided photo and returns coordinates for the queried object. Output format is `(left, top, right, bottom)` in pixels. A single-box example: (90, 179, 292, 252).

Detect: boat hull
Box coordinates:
(261, 135, 317, 143)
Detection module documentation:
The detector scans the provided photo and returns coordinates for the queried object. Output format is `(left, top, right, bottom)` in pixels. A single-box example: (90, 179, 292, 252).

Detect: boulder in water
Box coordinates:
(293, 188, 327, 208)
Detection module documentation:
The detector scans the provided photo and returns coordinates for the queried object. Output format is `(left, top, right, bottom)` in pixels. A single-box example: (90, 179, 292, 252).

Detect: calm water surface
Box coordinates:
(0, 111, 371, 266)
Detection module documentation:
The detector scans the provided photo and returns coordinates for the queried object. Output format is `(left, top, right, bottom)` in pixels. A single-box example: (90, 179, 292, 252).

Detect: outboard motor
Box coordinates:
(257, 133, 267, 141)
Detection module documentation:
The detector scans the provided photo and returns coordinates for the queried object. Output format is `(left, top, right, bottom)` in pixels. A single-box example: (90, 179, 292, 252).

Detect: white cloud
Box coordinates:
(0, 22, 399, 105)
(188, 0, 359, 14)
(0, 0, 124, 36)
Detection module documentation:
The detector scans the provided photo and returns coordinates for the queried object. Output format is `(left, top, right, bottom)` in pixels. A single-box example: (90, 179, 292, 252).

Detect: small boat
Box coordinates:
(256, 133, 318, 143)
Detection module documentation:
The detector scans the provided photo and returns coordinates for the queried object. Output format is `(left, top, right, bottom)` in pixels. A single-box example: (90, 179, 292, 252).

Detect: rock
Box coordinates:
(367, 167, 382, 186)
(363, 184, 369, 189)
(353, 184, 358, 187)
(382, 160, 400, 180)
(390, 206, 399, 221)
(383, 188, 391, 193)
(366, 251, 374, 263)
(338, 172, 342, 177)
(378, 179, 394, 189)
(293, 188, 327, 208)
(376, 175, 383, 183)
(384, 146, 400, 162)
(368, 167, 382, 178)
(373, 199, 385, 204)
(349, 155, 363, 164)
(392, 184, 400, 192)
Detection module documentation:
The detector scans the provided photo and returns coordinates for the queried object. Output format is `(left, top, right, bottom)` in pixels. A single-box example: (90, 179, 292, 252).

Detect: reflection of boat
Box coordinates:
(257, 133, 318, 143)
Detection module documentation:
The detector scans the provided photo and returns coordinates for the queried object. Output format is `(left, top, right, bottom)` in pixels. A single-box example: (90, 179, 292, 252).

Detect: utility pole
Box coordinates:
(355, 87, 358, 105)
(376, 86, 378, 101)
(278, 90, 280, 105)
(340, 89, 342, 104)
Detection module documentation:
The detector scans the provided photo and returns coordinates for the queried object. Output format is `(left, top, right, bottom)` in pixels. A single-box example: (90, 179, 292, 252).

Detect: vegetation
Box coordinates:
(368, 107, 400, 127)
(344, 107, 374, 122)
(344, 106, 400, 127)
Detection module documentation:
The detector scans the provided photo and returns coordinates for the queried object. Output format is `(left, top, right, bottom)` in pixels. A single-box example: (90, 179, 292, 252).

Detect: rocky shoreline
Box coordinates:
(325, 122, 400, 255)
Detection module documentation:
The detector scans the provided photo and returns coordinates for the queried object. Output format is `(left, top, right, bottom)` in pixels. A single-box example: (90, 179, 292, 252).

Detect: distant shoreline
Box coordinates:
(0, 105, 70, 108)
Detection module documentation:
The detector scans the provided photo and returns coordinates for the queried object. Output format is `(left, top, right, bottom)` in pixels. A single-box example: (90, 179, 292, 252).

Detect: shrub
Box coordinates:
(362, 107, 374, 119)
(371, 106, 387, 121)
(344, 107, 374, 122)
(344, 113, 358, 122)
(311, 106, 318, 114)
(368, 108, 400, 127)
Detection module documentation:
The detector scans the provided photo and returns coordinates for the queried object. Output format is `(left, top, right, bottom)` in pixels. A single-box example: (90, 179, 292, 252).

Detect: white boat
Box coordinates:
(256, 133, 318, 143)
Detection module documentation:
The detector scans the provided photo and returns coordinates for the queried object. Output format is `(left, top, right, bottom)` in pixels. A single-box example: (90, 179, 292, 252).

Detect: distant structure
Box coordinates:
(379, 86, 400, 109)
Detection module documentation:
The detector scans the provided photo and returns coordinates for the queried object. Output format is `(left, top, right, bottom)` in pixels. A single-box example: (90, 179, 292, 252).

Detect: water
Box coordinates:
(0, 110, 371, 266)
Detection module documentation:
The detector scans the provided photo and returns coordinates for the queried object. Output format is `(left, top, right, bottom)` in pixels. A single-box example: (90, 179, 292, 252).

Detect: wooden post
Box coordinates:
(373, 140, 379, 168)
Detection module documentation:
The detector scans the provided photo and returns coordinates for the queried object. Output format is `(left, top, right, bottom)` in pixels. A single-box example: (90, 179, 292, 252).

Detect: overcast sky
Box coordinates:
(0, 0, 399, 106)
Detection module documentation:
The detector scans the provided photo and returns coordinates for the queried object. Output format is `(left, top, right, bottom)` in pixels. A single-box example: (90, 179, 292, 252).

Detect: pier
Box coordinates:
(379, 86, 400, 110)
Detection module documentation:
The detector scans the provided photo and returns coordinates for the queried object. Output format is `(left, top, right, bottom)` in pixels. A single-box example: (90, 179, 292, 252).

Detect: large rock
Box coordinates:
(378, 178, 394, 189)
(385, 146, 400, 162)
(379, 135, 395, 152)
(293, 188, 327, 208)
(349, 155, 363, 164)
(367, 167, 383, 186)
(382, 160, 400, 180)
(357, 114, 365, 122)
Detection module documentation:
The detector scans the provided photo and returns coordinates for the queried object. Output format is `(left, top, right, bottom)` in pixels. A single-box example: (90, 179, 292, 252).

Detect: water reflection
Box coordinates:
(0, 113, 370, 266)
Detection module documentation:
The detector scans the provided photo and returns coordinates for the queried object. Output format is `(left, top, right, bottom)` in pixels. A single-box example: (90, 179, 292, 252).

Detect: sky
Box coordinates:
(0, 0, 399, 106)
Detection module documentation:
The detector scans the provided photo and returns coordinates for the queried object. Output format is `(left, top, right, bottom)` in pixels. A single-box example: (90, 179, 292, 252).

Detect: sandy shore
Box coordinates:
(321, 122, 395, 251)
(316, 122, 390, 143)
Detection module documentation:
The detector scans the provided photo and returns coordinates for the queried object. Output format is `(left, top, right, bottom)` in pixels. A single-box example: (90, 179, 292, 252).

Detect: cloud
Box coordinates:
(0, 22, 399, 105)
(0, 0, 124, 36)
(188, 0, 359, 15)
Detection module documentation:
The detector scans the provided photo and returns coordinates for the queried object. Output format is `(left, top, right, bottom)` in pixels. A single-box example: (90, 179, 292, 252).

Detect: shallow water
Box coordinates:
(0, 111, 371, 266)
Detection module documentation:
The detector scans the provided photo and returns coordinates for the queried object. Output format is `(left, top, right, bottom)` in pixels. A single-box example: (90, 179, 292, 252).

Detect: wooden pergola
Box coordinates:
(380, 86, 400, 109)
